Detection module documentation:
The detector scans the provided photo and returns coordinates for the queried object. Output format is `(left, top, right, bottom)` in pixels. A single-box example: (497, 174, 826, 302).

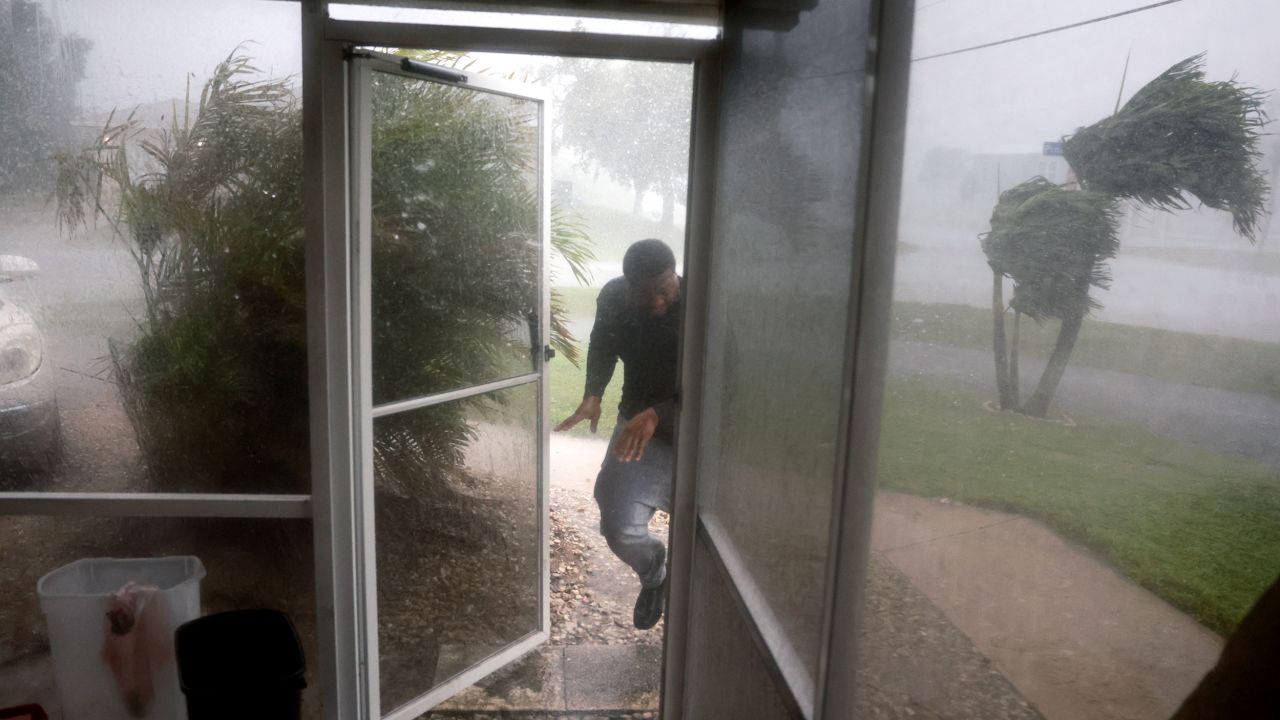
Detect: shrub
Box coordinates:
(58, 51, 590, 497)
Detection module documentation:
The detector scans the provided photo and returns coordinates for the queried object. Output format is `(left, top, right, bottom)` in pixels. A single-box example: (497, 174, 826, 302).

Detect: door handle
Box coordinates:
(544, 345, 556, 362)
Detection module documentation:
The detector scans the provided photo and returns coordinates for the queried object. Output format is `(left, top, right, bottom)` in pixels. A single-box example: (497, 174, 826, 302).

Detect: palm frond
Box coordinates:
(551, 204, 596, 287)
(1063, 54, 1270, 239)
(982, 177, 1120, 321)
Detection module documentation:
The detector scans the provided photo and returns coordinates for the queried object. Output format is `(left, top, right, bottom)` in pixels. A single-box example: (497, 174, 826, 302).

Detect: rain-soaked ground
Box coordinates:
(0, 200, 1249, 718)
(427, 436, 1047, 719)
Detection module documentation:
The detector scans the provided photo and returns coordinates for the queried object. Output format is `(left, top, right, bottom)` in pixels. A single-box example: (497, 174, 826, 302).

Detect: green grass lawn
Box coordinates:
(550, 283, 628, 437)
(552, 286, 1280, 634)
(892, 301, 1280, 401)
(548, 347, 623, 439)
(553, 284, 600, 322)
(878, 378, 1280, 636)
(550, 284, 616, 437)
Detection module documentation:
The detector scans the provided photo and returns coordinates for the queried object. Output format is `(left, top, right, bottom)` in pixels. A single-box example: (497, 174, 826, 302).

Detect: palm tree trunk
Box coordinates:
(1022, 309, 1085, 418)
(990, 271, 1016, 409)
(1009, 310, 1021, 407)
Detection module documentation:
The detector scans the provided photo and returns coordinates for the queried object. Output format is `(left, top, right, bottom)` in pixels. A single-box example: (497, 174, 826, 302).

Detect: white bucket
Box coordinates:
(37, 556, 205, 720)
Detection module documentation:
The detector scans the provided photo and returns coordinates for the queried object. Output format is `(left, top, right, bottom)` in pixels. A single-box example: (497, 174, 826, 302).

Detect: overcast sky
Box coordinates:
(908, 0, 1280, 155)
(52, 0, 703, 115)
(53, 0, 1280, 164)
(56, 0, 1279, 137)
(57, 0, 302, 114)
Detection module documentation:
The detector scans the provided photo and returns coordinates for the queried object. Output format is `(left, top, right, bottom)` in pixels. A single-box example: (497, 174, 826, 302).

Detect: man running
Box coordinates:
(555, 238, 680, 630)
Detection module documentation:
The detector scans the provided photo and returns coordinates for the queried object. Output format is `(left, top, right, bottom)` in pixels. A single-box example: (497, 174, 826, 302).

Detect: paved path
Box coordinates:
(433, 434, 662, 718)
(549, 434, 608, 494)
(3, 443, 1226, 720)
(890, 340, 1280, 469)
(432, 643, 660, 716)
(872, 491, 1223, 720)
(545, 438, 1226, 720)
(440, 437, 1048, 719)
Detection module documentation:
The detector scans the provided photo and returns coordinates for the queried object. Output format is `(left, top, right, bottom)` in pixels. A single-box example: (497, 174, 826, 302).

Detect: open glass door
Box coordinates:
(347, 50, 551, 719)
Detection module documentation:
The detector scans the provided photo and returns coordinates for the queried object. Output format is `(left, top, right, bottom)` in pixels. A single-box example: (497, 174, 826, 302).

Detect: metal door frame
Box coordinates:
(302, 4, 718, 719)
(347, 49, 552, 719)
(0, 1, 911, 717)
(665, 0, 914, 718)
(0, 1, 914, 717)
(0, 5, 718, 720)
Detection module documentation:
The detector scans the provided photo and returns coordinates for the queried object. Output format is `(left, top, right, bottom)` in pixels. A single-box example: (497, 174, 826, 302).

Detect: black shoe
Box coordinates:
(633, 579, 667, 630)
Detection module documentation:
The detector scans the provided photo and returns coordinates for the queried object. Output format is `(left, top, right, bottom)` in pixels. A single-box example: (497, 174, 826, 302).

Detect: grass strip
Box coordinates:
(892, 301, 1280, 400)
(878, 378, 1280, 636)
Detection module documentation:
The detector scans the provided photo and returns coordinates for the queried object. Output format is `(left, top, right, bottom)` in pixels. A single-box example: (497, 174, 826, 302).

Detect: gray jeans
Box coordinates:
(594, 419, 674, 590)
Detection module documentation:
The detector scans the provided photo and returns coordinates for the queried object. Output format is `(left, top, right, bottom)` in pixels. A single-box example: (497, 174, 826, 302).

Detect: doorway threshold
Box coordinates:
(430, 643, 660, 717)
(428, 472, 666, 718)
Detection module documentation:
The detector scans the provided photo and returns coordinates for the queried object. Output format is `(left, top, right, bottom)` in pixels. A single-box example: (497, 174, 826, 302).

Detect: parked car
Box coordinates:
(0, 255, 60, 476)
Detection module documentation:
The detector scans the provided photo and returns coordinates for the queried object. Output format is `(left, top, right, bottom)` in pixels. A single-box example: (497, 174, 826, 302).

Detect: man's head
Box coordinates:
(623, 239, 679, 317)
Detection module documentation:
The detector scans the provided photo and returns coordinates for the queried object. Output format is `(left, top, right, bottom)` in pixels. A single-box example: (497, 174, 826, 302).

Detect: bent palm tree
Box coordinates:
(981, 55, 1269, 418)
(982, 178, 1120, 416)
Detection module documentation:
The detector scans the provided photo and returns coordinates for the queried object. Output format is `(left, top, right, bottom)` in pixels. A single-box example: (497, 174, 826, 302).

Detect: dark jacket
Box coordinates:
(584, 276, 680, 440)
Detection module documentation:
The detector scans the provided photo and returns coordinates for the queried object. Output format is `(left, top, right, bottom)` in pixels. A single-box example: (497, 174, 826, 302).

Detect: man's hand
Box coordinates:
(614, 407, 659, 463)
(556, 395, 602, 433)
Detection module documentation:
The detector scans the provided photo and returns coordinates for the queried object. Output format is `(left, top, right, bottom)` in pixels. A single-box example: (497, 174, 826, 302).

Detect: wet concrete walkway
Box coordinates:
(438, 438, 1225, 720)
(872, 491, 1223, 720)
(431, 644, 660, 717)
(4, 439, 1225, 720)
(430, 435, 663, 718)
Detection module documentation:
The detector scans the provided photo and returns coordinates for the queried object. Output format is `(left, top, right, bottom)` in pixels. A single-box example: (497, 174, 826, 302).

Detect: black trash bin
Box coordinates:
(175, 609, 307, 720)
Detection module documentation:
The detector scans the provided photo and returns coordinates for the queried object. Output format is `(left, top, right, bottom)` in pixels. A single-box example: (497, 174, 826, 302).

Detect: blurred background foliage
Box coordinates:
(56, 51, 592, 505)
(0, 0, 90, 195)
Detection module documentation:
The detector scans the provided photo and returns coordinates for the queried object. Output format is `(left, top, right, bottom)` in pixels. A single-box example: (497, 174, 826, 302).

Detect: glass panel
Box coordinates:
(370, 71, 542, 406)
(0, 516, 318, 719)
(374, 382, 540, 712)
(0, 0, 307, 493)
(370, 52, 689, 715)
(457, 52, 693, 441)
(859, 2, 1280, 719)
(695, 0, 867, 698)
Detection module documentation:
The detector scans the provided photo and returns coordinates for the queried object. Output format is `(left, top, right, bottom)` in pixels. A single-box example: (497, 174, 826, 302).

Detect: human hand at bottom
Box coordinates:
(556, 395, 602, 433)
(614, 407, 659, 462)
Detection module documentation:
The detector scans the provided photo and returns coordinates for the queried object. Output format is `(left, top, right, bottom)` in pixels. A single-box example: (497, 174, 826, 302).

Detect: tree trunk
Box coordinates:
(1021, 309, 1085, 418)
(660, 190, 675, 228)
(632, 185, 645, 215)
(1009, 310, 1021, 408)
(990, 271, 1016, 409)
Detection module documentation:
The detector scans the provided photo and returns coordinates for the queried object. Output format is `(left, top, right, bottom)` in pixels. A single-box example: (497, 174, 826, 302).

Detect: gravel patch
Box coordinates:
(549, 485, 666, 646)
(856, 554, 1045, 720)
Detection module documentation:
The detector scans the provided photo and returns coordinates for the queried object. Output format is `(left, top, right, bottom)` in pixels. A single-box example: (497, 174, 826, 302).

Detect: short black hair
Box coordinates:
(622, 239, 676, 284)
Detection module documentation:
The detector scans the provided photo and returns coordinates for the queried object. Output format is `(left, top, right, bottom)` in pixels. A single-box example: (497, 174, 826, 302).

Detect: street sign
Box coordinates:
(1043, 141, 1064, 156)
